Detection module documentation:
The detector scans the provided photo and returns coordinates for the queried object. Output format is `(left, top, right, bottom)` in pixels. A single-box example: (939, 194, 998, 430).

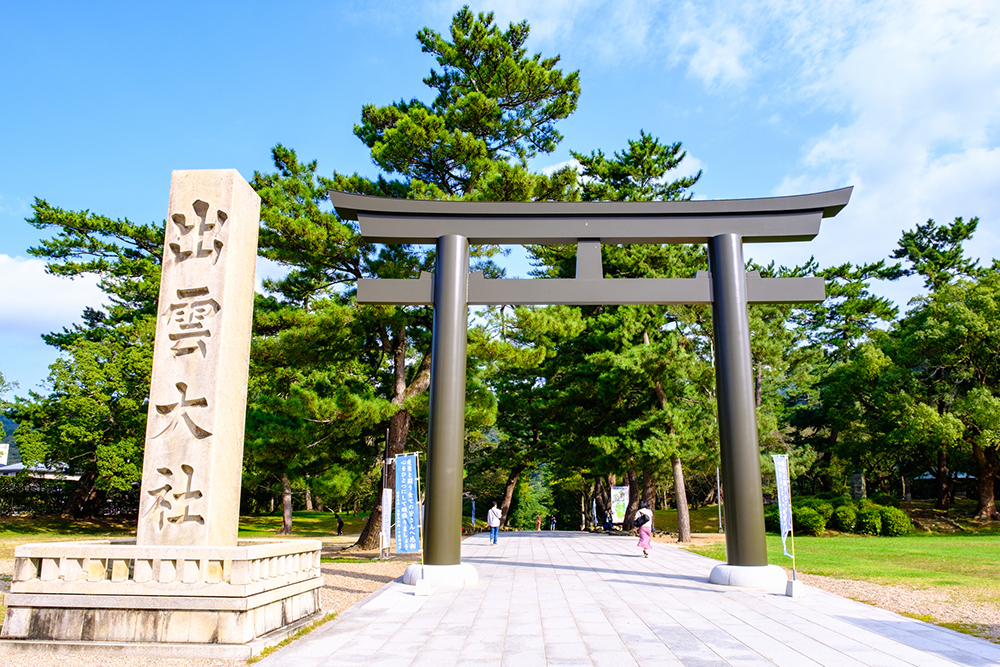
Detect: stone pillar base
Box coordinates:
(709, 563, 787, 589)
(0, 539, 323, 658)
(402, 563, 478, 588)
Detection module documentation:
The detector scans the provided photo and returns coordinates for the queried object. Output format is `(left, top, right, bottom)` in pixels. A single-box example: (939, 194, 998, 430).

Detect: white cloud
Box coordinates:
(0, 194, 29, 217)
(0, 255, 106, 336)
(772, 1, 1000, 274)
(670, 4, 751, 87)
(540, 159, 580, 176)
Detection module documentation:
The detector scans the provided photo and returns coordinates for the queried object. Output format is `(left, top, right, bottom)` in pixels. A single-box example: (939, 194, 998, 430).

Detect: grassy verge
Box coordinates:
(246, 612, 337, 663)
(685, 532, 1000, 602)
(238, 511, 369, 538)
(652, 505, 725, 533)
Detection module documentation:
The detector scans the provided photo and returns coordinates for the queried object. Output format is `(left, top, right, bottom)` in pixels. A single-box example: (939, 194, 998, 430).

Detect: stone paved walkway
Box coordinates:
(258, 531, 1000, 666)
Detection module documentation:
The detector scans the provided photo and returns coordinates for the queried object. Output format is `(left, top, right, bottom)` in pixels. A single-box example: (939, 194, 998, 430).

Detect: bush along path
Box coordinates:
(764, 496, 912, 537)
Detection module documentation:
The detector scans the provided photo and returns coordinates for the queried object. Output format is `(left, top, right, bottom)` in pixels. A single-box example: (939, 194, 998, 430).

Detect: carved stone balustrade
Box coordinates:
(1, 539, 323, 658)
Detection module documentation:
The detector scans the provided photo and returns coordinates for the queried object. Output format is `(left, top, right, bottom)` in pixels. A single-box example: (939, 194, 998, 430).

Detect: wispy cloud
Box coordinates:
(774, 1, 1000, 269)
(0, 255, 105, 336)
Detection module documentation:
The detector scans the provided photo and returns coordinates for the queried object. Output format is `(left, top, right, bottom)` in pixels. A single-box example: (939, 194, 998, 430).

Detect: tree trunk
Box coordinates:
(352, 326, 431, 550)
(642, 470, 656, 511)
(672, 454, 691, 543)
(279, 473, 293, 535)
(935, 448, 951, 510)
(754, 364, 763, 408)
(304, 484, 313, 511)
(595, 477, 609, 519)
(62, 471, 98, 518)
(499, 463, 526, 528)
(971, 443, 1000, 521)
(623, 470, 641, 530)
(315, 495, 325, 512)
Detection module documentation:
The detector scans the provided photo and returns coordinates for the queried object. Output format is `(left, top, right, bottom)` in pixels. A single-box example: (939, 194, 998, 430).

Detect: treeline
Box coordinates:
(4, 8, 997, 540)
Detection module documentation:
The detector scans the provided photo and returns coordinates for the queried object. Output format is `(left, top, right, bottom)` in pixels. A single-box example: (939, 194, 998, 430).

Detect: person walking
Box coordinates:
(549, 515, 557, 531)
(536, 514, 542, 531)
(634, 501, 654, 558)
(336, 514, 344, 536)
(487, 501, 502, 545)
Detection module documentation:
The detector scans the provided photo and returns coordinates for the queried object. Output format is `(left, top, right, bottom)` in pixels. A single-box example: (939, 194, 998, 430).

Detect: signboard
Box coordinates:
(394, 453, 422, 553)
(772, 454, 794, 558)
(381, 487, 393, 547)
(610, 486, 629, 524)
(0, 443, 8, 466)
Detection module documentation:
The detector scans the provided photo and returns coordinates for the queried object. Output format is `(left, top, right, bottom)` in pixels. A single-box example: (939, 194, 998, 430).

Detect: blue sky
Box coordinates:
(2, 0, 999, 397)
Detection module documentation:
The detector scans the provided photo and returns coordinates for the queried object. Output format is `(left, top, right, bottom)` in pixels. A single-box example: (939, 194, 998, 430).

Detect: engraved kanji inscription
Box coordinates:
(142, 464, 204, 529)
(152, 382, 212, 439)
(165, 286, 220, 357)
(168, 199, 228, 264)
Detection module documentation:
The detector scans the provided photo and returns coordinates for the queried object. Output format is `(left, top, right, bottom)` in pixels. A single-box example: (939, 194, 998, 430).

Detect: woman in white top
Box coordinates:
(635, 501, 654, 558)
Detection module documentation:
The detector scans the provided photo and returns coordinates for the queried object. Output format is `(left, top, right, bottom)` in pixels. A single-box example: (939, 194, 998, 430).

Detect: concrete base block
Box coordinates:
(0, 611, 325, 659)
(785, 578, 807, 598)
(402, 563, 478, 588)
(709, 564, 787, 589)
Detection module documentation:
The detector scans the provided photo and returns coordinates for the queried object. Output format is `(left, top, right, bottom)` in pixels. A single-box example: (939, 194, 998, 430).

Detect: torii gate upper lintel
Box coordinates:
(330, 186, 852, 589)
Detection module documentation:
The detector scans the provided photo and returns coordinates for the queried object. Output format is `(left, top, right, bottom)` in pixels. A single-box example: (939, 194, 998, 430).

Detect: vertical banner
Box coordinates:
(0, 443, 8, 466)
(395, 453, 422, 553)
(610, 486, 629, 524)
(381, 487, 393, 547)
(471, 499, 476, 528)
(772, 454, 794, 558)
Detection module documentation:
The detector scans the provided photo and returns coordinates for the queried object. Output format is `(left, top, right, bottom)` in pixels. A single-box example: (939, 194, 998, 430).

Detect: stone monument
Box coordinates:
(1, 171, 323, 658)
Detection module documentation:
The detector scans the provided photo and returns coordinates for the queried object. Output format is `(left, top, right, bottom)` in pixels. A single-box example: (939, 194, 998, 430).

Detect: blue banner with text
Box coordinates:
(394, 453, 421, 553)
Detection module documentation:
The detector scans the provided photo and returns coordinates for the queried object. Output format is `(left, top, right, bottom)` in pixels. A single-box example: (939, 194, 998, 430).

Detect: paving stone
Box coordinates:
(256, 532, 1000, 667)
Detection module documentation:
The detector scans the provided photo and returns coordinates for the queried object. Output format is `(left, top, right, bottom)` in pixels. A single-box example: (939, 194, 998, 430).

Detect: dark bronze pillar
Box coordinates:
(424, 234, 469, 565)
(709, 233, 768, 567)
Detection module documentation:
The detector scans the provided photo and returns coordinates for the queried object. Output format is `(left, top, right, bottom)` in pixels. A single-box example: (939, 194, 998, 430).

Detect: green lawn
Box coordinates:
(0, 511, 372, 556)
(686, 533, 1000, 601)
(238, 511, 369, 538)
(653, 505, 725, 533)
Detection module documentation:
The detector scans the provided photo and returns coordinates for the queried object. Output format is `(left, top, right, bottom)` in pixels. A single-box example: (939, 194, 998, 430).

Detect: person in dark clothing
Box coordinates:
(336, 514, 344, 536)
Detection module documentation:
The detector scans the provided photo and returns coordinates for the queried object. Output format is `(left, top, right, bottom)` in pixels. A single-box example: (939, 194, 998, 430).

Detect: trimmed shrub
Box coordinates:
(814, 502, 835, 521)
(832, 497, 855, 508)
(794, 506, 827, 536)
(764, 506, 781, 533)
(815, 491, 842, 500)
(855, 505, 883, 535)
(880, 506, 912, 536)
(831, 505, 857, 532)
(871, 493, 900, 508)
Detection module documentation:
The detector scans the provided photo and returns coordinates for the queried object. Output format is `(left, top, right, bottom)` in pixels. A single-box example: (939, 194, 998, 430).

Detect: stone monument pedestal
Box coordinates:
(0, 539, 323, 659)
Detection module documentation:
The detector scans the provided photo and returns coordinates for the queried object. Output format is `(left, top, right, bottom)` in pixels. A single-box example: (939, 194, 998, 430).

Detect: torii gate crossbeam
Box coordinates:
(331, 187, 852, 589)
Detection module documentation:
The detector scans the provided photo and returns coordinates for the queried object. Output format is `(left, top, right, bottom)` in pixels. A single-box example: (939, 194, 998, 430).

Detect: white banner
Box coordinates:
(381, 487, 393, 545)
(610, 486, 629, 524)
(772, 454, 794, 558)
(0, 443, 8, 466)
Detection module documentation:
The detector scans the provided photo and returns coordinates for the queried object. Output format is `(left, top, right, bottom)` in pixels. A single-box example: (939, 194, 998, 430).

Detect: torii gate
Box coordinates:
(331, 187, 852, 588)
